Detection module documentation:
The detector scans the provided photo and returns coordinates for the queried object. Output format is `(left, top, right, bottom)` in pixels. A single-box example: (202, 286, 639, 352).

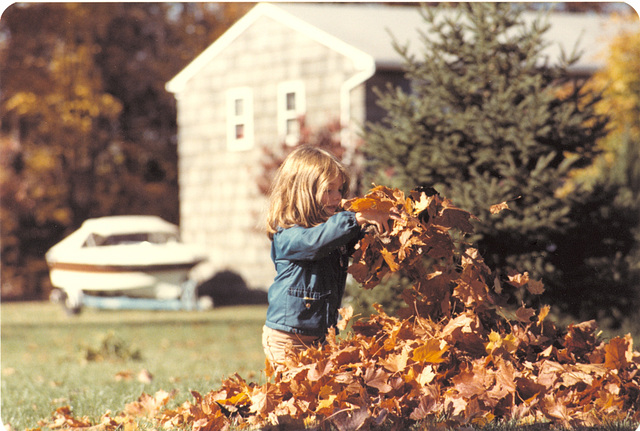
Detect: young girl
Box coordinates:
(262, 146, 390, 365)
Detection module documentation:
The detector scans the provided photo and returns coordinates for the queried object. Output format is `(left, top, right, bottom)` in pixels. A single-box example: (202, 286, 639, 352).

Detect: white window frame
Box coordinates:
(226, 87, 254, 151)
(277, 81, 306, 146)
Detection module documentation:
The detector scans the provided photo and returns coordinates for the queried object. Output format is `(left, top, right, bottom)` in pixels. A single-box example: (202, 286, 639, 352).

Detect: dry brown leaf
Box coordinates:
(605, 336, 630, 370)
(336, 306, 354, 331)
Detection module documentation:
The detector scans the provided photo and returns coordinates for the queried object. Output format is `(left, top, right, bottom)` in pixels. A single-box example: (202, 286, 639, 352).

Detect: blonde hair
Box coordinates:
(266, 146, 350, 239)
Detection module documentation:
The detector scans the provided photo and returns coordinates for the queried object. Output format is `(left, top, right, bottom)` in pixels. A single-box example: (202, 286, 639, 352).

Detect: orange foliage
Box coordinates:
(40, 186, 640, 430)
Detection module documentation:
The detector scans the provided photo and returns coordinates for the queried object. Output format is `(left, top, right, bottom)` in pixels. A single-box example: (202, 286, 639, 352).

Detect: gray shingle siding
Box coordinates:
(174, 13, 367, 289)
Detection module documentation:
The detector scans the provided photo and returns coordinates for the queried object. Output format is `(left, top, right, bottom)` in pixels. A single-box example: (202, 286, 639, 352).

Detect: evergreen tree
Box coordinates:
(362, 3, 630, 319)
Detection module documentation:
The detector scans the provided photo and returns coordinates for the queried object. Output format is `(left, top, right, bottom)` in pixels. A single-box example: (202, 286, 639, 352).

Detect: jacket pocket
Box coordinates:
(287, 287, 332, 329)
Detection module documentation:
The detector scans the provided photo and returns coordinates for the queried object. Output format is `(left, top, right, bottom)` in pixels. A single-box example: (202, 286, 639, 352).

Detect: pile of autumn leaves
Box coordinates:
(43, 186, 640, 431)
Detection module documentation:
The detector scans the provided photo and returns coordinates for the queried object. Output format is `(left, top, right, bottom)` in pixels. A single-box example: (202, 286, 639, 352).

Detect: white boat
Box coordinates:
(46, 215, 207, 311)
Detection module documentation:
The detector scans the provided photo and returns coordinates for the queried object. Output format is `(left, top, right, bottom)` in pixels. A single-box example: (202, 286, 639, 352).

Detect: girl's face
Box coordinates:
(321, 176, 344, 214)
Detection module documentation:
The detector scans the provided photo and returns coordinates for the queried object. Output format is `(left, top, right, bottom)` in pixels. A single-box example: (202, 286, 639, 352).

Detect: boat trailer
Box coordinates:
(52, 279, 211, 314)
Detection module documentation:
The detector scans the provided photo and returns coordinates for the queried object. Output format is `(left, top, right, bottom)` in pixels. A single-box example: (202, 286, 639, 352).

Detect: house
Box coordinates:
(165, 2, 627, 291)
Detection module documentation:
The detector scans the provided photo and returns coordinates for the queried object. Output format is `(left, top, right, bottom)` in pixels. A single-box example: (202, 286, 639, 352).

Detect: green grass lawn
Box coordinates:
(1, 301, 268, 430)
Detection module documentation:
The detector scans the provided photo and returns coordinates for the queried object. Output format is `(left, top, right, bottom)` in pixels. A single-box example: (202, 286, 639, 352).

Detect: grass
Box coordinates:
(1, 301, 268, 430)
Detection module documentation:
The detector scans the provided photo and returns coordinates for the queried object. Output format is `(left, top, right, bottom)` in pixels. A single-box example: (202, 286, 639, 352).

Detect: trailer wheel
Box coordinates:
(64, 298, 82, 315)
(53, 289, 83, 315)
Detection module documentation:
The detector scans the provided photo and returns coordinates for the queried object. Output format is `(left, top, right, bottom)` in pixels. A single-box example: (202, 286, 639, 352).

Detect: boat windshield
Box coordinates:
(83, 232, 180, 247)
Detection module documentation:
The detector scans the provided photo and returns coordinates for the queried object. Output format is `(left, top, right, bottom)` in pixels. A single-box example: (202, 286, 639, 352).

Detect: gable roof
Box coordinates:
(167, 2, 634, 94)
(166, 2, 375, 94)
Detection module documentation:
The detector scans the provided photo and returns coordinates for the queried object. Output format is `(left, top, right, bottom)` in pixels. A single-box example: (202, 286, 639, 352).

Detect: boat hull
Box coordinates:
(48, 261, 202, 299)
(45, 215, 208, 307)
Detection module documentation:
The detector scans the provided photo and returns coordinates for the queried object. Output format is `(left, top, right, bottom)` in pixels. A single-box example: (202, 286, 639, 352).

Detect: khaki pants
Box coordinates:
(262, 325, 320, 365)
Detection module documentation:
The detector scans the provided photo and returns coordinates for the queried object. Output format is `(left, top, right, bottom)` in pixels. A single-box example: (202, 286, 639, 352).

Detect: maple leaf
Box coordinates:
(193, 415, 230, 431)
(336, 305, 354, 331)
(604, 336, 630, 370)
(249, 383, 278, 416)
(537, 305, 551, 324)
(307, 359, 333, 381)
(490, 201, 510, 214)
(451, 367, 488, 398)
(409, 192, 432, 216)
(409, 393, 439, 420)
(506, 271, 544, 295)
(441, 312, 478, 339)
(515, 305, 537, 323)
(363, 366, 393, 393)
(540, 394, 572, 423)
(379, 247, 400, 272)
(412, 338, 448, 364)
(488, 358, 518, 403)
(560, 364, 596, 387)
(444, 393, 469, 417)
(124, 390, 175, 418)
(47, 406, 92, 429)
(563, 320, 600, 359)
(507, 271, 530, 287)
(526, 278, 545, 295)
(490, 196, 521, 215)
(315, 385, 338, 415)
(434, 199, 475, 233)
(328, 407, 370, 431)
(485, 330, 519, 356)
(380, 346, 410, 373)
(516, 376, 548, 404)
(216, 391, 250, 407)
(417, 364, 437, 386)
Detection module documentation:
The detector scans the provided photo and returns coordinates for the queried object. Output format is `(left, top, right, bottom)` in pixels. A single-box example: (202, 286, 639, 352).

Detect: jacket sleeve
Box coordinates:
(273, 211, 361, 261)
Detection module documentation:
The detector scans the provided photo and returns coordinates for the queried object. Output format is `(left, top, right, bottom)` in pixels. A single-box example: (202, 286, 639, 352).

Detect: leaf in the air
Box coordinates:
(490, 201, 510, 214)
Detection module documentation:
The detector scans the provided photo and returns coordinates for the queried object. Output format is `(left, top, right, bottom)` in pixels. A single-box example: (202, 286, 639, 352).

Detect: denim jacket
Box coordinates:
(265, 211, 362, 337)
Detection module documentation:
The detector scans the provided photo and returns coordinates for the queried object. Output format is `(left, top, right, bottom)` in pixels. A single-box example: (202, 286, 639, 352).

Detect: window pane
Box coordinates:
(235, 124, 244, 139)
(235, 99, 244, 116)
(286, 92, 296, 111)
(286, 118, 299, 135)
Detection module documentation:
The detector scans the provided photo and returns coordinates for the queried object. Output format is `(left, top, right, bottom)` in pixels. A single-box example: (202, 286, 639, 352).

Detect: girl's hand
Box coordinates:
(355, 209, 399, 234)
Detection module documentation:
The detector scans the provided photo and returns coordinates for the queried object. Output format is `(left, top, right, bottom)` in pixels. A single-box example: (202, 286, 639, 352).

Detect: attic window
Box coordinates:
(277, 81, 306, 146)
(226, 87, 254, 151)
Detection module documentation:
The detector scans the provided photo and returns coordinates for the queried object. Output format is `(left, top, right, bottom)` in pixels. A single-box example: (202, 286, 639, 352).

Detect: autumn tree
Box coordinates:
(0, 3, 252, 299)
(361, 3, 637, 320)
(554, 13, 640, 325)
(1, 4, 123, 298)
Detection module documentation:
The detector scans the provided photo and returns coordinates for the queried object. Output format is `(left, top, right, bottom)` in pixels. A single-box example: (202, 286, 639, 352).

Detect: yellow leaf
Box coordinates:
(217, 391, 250, 406)
(380, 247, 400, 272)
(507, 272, 530, 287)
(336, 305, 354, 331)
(485, 330, 518, 354)
(316, 394, 336, 412)
(412, 339, 448, 364)
(381, 347, 409, 373)
(490, 201, 510, 214)
(537, 305, 551, 324)
(416, 365, 436, 386)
